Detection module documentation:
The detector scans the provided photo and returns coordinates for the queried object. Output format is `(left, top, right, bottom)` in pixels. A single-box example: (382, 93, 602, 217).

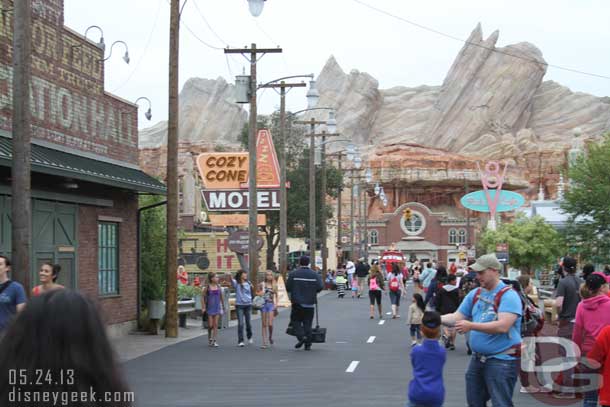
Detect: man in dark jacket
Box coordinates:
(286, 256, 324, 350)
(436, 274, 460, 350)
(355, 258, 371, 298)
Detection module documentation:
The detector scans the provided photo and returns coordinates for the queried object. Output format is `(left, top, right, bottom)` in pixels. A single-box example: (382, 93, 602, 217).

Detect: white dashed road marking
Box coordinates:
(367, 336, 376, 343)
(345, 361, 360, 373)
(378, 319, 385, 325)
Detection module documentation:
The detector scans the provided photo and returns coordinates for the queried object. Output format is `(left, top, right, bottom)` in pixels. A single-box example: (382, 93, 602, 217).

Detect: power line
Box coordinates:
(191, 0, 228, 46)
(181, 20, 224, 50)
(112, 0, 164, 92)
(351, 0, 610, 81)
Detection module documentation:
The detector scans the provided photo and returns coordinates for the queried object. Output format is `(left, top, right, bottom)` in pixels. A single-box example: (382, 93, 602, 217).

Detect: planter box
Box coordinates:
(194, 294, 202, 311)
(148, 300, 166, 320)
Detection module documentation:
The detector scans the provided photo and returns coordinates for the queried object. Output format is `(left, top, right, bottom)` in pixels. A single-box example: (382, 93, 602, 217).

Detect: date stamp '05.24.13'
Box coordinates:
(7, 369, 135, 406)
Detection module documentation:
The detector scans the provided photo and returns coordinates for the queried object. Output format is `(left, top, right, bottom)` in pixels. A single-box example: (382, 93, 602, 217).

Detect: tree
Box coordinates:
(478, 214, 565, 274)
(561, 134, 610, 264)
(140, 195, 167, 303)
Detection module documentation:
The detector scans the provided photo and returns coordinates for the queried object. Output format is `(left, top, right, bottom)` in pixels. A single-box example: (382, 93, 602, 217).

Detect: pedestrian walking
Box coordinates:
(368, 266, 385, 319)
(346, 259, 356, 289)
(0, 289, 132, 406)
(586, 325, 610, 407)
(409, 293, 426, 346)
(554, 256, 582, 399)
(420, 262, 436, 293)
(425, 265, 447, 310)
(387, 263, 405, 319)
(0, 256, 26, 336)
(32, 263, 64, 296)
(441, 253, 522, 407)
(286, 256, 323, 351)
(202, 272, 226, 347)
(436, 274, 460, 350)
(572, 273, 610, 406)
(336, 271, 347, 298)
(259, 271, 278, 349)
(356, 258, 371, 298)
(351, 276, 358, 299)
(231, 269, 254, 347)
(408, 311, 446, 407)
(516, 274, 549, 394)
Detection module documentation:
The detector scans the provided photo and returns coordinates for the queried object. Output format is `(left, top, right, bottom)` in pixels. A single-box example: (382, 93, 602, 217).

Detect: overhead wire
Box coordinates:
(111, 0, 163, 93)
(351, 0, 610, 80)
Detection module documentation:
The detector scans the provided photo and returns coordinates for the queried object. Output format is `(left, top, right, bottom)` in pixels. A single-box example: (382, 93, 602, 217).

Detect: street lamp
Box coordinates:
(103, 40, 130, 64)
(306, 80, 320, 109)
(135, 97, 152, 121)
(84, 25, 105, 51)
(247, 0, 266, 17)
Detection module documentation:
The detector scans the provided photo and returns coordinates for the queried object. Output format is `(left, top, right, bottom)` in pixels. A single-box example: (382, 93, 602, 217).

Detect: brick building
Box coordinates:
(0, 0, 165, 336)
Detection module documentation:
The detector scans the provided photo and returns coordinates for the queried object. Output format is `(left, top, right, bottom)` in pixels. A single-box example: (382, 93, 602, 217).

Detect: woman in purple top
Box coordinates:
(202, 272, 225, 347)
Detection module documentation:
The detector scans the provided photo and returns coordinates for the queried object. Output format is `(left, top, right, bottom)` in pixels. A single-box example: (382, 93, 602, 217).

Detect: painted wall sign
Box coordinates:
(0, 5, 138, 164)
(201, 189, 280, 211)
(460, 190, 525, 213)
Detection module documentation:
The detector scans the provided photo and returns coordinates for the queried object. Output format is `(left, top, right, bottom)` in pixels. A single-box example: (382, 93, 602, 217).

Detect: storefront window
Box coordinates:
(99, 222, 119, 296)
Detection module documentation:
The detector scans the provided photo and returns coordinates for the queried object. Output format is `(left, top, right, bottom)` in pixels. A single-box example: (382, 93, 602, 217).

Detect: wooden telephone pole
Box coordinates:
(165, 0, 180, 338)
(12, 0, 32, 292)
(224, 44, 281, 285)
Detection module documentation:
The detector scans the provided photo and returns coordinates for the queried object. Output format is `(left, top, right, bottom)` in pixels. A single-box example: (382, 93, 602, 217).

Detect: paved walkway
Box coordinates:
(121, 285, 565, 406)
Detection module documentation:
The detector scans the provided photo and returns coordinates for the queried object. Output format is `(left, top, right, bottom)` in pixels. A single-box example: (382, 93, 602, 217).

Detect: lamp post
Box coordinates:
(226, 44, 282, 285)
(294, 110, 336, 278)
(258, 75, 315, 280)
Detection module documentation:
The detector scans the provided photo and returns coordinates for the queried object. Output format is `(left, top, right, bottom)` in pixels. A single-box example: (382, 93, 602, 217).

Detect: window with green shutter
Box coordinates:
(98, 222, 119, 296)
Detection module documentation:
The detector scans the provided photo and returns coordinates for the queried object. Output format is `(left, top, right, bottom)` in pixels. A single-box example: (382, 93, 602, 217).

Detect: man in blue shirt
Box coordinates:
(441, 253, 522, 407)
(0, 255, 27, 334)
(286, 256, 323, 351)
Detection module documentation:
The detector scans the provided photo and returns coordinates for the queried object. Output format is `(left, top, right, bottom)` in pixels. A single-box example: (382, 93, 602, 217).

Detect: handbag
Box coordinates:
(252, 295, 265, 310)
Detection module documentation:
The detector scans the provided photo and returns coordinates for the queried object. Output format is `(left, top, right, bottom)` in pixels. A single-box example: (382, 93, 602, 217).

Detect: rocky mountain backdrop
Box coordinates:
(139, 24, 610, 196)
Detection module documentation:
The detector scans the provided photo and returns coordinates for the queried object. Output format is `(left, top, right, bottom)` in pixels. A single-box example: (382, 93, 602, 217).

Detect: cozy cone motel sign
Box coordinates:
(197, 129, 282, 212)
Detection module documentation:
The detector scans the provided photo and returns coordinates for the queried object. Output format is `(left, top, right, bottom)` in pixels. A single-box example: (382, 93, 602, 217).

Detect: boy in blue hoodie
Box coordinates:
(408, 311, 446, 407)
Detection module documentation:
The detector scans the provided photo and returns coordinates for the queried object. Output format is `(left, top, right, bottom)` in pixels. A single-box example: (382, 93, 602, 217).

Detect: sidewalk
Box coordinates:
(112, 291, 330, 362)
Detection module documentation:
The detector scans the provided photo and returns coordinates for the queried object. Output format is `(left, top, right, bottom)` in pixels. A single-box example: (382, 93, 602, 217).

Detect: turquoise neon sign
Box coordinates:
(460, 190, 525, 213)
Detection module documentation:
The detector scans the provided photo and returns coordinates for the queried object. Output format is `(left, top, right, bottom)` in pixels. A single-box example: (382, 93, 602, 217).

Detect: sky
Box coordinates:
(63, 0, 610, 129)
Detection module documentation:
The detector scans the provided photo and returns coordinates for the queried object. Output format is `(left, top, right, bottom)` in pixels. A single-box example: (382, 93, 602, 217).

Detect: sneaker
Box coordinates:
(295, 340, 304, 349)
(248, 338, 254, 345)
(449, 344, 456, 351)
(238, 342, 245, 347)
(370, 316, 374, 319)
(213, 341, 219, 348)
(553, 392, 575, 399)
(538, 384, 553, 393)
(304, 344, 312, 351)
(411, 341, 417, 346)
(520, 385, 539, 394)
(260, 344, 267, 349)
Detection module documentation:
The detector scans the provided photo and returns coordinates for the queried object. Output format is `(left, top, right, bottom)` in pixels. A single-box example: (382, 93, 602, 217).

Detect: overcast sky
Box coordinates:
(64, 0, 610, 129)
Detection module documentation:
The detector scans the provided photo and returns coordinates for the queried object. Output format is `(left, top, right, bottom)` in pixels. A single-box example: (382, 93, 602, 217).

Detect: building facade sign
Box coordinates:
(0, 2, 138, 164)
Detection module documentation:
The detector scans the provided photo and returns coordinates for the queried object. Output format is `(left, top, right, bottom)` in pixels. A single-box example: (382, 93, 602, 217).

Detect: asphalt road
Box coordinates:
(124, 284, 567, 407)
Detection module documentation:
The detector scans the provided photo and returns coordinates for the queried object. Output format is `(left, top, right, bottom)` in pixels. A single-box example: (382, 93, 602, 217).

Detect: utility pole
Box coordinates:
(225, 44, 282, 284)
(334, 153, 345, 266)
(258, 80, 307, 280)
(165, 0, 180, 338)
(11, 0, 32, 292)
(320, 134, 328, 277)
(349, 171, 356, 261)
(363, 188, 368, 261)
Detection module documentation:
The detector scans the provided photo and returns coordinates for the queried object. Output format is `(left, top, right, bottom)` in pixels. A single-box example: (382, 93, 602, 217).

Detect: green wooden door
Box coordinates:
(32, 200, 78, 289)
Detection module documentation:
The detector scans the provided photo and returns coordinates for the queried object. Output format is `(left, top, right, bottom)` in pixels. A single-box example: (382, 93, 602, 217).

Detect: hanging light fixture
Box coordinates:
(247, 0, 266, 17)
(326, 110, 337, 134)
(374, 182, 380, 196)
